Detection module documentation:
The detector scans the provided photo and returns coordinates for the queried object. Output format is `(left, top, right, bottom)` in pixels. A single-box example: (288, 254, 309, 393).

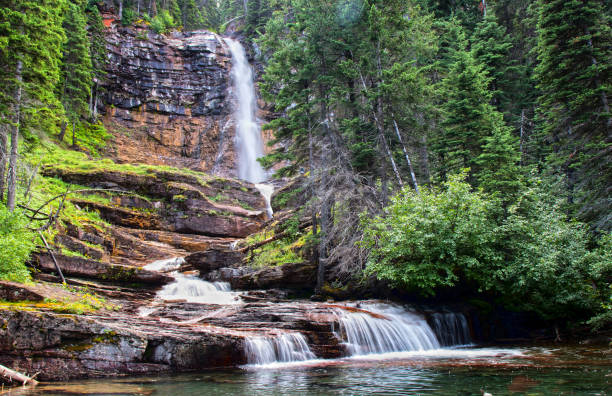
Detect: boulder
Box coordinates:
(34, 254, 172, 286)
(185, 248, 244, 273)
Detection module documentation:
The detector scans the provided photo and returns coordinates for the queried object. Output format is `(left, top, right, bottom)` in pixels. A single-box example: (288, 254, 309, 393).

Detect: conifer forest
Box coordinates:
(0, 0, 610, 394)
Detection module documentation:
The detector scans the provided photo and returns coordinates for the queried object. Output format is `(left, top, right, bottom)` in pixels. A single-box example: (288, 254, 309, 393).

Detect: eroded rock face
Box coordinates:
(0, 309, 244, 380)
(101, 26, 237, 176)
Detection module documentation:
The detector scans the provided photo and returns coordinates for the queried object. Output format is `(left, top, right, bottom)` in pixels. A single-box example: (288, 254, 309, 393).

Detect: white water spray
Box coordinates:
(245, 333, 316, 366)
(145, 257, 242, 305)
(335, 303, 441, 356)
(225, 38, 274, 217)
(225, 38, 267, 184)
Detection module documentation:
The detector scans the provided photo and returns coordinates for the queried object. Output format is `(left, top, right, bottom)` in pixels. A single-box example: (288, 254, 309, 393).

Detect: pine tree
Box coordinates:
(178, 0, 206, 30)
(86, 0, 107, 119)
(470, 14, 514, 111)
(534, 0, 612, 230)
(0, 0, 65, 210)
(59, 0, 94, 145)
(434, 47, 519, 195)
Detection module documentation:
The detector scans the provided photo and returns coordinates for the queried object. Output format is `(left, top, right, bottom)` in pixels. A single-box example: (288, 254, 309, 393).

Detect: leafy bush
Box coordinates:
(362, 174, 612, 324)
(362, 173, 497, 295)
(0, 205, 36, 283)
(151, 10, 176, 34)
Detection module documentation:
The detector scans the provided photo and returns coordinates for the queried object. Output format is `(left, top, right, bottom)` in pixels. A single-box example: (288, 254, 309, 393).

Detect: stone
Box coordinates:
(185, 248, 244, 273)
(34, 254, 172, 285)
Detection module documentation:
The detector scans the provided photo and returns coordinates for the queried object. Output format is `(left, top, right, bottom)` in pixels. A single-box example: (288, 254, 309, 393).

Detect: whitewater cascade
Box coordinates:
(245, 333, 316, 366)
(429, 312, 472, 346)
(335, 303, 442, 356)
(145, 257, 241, 305)
(225, 38, 267, 184)
(225, 38, 275, 218)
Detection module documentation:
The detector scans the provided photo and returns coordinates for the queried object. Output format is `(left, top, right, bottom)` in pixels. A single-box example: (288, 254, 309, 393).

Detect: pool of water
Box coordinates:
(8, 346, 611, 395)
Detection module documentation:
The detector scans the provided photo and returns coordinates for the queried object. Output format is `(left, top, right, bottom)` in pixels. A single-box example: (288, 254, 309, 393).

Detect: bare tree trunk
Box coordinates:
(93, 84, 99, 120)
(243, 0, 248, 15)
(0, 364, 38, 386)
(71, 121, 77, 148)
(137, 0, 141, 15)
(0, 124, 7, 202)
(392, 118, 418, 192)
(150, 0, 157, 17)
(7, 60, 23, 212)
(118, 0, 123, 21)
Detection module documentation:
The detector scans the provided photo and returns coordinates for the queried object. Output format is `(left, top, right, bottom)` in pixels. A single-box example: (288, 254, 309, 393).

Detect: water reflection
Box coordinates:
(8, 346, 611, 396)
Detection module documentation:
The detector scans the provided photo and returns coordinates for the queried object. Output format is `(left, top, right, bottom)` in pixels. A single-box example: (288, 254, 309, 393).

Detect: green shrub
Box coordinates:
(362, 173, 612, 324)
(0, 206, 36, 283)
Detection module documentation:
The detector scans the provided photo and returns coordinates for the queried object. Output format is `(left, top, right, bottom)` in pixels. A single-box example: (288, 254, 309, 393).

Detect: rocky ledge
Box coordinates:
(0, 280, 350, 381)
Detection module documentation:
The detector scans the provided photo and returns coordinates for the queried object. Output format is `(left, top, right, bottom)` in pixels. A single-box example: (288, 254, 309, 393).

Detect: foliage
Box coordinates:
(362, 173, 497, 295)
(533, 0, 612, 231)
(362, 173, 612, 323)
(0, 205, 36, 283)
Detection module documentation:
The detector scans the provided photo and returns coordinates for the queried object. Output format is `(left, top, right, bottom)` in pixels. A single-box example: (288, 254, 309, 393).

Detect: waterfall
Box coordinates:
(225, 38, 267, 184)
(429, 312, 472, 346)
(225, 38, 275, 218)
(335, 303, 441, 356)
(145, 258, 241, 305)
(245, 333, 316, 366)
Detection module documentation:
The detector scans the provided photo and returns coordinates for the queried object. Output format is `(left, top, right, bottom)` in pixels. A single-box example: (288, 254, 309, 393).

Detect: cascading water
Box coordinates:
(225, 38, 274, 218)
(335, 303, 441, 356)
(225, 38, 267, 183)
(145, 257, 242, 305)
(245, 333, 316, 366)
(429, 312, 472, 346)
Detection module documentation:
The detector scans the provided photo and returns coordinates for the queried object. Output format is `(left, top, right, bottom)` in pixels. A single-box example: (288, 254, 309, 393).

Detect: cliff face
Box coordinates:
(100, 24, 238, 177)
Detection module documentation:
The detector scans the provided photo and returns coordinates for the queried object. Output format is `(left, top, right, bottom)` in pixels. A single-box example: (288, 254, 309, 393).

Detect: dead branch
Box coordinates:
(0, 364, 38, 387)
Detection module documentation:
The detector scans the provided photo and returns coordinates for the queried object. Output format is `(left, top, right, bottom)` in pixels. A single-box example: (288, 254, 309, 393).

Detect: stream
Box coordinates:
(10, 345, 611, 395)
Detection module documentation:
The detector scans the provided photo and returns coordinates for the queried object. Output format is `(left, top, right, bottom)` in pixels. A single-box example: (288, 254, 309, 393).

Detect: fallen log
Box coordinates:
(0, 364, 38, 386)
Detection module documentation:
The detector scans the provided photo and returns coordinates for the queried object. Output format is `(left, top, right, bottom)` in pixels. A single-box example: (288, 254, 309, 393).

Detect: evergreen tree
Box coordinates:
(434, 47, 519, 194)
(470, 14, 513, 110)
(178, 0, 206, 30)
(0, 0, 66, 209)
(533, 0, 612, 230)
(59, 0, 93, 144)
(86, 0, 107, 119)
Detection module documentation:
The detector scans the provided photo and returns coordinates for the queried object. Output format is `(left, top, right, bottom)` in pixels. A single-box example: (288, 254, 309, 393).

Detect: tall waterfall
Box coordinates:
(225, 38, 267, 184)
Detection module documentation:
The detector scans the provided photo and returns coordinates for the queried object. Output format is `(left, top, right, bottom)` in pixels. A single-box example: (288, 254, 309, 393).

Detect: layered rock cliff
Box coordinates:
(100, 23, 239, 177)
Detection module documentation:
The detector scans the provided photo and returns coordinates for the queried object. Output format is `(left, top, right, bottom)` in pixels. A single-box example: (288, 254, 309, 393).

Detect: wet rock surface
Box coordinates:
(100, 26, 238, 176)
(0, 297, 348, 380)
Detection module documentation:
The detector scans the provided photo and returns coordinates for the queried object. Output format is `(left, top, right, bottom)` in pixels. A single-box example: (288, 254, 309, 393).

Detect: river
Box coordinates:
(7, 345, 610, 395)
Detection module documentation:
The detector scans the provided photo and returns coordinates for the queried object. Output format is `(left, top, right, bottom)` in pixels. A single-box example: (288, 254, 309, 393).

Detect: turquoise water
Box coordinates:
(8, 346, 611, 395)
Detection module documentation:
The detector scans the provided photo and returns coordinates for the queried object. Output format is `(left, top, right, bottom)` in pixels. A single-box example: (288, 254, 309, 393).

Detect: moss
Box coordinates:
(101, 265, 142, 282)
(0, 293, 117, 314)
(172, 194, 187, 202)
(63, 343, 94, 352)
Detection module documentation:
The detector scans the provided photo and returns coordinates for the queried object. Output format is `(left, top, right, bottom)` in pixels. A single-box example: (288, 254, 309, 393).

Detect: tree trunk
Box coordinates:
(150, 0, 157, 17)
(0, 124, 7, 202)
(7, 60, 23, 212)
(316, 191, 332, 293)
(392, 118, 419, 192)
(71, 121, 77, 148)
(0, 364, 38, 386)
(58, 121, 68, 143)
(118, 0, 123, 21)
